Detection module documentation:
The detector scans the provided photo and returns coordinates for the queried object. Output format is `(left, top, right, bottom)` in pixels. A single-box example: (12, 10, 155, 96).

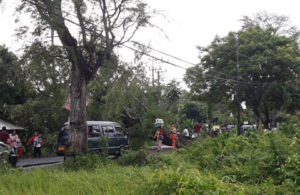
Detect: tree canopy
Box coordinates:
(185, 13, 300, 130)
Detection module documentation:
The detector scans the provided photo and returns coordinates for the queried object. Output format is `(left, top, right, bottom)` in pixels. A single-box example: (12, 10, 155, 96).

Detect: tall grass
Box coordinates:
(1, 122, 300, 194)
(0, 164, 152, 194)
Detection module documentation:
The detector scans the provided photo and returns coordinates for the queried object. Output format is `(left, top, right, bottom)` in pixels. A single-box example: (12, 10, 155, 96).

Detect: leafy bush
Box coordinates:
(279, 114, 296, 136)
(145, 168, 247, 194)
(63, 154, 106, 171)
(117, 149, 157, 166)
(180, 129, 300, 186)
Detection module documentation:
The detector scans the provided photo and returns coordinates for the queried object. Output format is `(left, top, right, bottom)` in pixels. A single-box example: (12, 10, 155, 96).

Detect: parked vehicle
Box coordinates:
(0, 141, 17, 167)
(241, 124, 255, 135)
(57, 121, 129, 156)
(0, 141, 10, 163)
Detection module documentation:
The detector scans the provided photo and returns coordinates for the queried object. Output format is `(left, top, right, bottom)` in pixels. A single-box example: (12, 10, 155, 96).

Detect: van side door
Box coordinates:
(101, 125, 119, 152)
(87, 125, 102, 153)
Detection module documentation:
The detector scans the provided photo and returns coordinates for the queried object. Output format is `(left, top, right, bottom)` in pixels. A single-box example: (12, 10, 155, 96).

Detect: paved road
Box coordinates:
(15, 145, 174, 170)
(17, 156, 64, 169)
(148, 145, 174, 155)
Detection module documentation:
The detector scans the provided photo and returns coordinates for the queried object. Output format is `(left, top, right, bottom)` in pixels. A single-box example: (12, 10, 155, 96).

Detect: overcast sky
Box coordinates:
(1, 0, 300, 87)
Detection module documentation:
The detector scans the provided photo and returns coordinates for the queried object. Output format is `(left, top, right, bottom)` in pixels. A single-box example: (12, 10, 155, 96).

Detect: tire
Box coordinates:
(118, 146, 125, 156)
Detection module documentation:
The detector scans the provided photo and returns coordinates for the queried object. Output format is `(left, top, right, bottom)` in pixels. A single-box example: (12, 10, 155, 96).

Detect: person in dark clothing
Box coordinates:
(33, 134, 42, 158)
(0, 126, 9, 144)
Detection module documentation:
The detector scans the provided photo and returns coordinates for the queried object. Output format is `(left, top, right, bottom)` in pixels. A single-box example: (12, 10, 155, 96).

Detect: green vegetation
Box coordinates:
(1, 123, 300, 194)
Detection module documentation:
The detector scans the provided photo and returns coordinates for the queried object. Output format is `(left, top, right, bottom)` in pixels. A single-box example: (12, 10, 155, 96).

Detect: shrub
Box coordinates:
(117, 149, 151, 166)
(279, 114, 296, 136)
(63, 154, 106, 171)
(144, 168, 247, 194)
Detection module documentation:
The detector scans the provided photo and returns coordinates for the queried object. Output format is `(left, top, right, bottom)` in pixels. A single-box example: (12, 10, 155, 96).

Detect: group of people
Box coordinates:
(0, 126, 43, 158)
(154, 124, 179, 151)
(153, 121, 202, 151)
(0, 127, 22, 156)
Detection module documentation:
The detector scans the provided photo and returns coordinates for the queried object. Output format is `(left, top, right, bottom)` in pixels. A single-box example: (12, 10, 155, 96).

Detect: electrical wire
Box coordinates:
(20, 0, 286, 87)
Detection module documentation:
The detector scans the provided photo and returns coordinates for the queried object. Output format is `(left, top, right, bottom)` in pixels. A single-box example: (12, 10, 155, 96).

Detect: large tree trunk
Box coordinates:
(68, 65, 88, 154)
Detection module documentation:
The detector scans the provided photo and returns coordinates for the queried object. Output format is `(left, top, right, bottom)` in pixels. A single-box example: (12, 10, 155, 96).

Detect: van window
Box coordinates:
(88, 125, 101, 137)
(102, 125, 115, 136)
(115, 126, 125, 136)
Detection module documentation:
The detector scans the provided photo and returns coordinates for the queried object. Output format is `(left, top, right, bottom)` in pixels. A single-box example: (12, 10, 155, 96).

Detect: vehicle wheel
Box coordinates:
(118, 146, 125, 156)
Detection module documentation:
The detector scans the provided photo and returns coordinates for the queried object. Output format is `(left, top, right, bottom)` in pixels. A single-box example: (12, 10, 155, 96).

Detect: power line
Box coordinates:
(21, 0, 268, 86)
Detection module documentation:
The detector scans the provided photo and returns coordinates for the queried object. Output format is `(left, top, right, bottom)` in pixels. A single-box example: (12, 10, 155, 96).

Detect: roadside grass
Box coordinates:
(0, 163, 250, 195)
(0, 164, 152, 195)
(1, 122, 300, 194)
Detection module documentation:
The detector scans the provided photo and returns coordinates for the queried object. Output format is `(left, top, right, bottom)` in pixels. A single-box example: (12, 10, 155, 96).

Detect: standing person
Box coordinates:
(8, 130, 20, 155)
(194, 121, 202, 137)
(7, 130, 20, 167)
(170, 124, 177, 149)
(33, 134, 42, 158)
(0, 126, 9, 144)
(27, 132, 38, 145)
(183, 127, 189, 137)
(154, 126, 164, 151)
(27, 132, 38, 157)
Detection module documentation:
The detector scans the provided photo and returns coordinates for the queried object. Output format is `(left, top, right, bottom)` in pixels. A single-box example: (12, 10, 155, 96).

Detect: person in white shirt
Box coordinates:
(33, 134, 42, 158)
(183, 127, 189, 137)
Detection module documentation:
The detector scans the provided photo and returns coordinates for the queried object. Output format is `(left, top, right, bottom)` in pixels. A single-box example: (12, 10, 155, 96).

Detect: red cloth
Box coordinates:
(171, 131, 176, 149)
(28, 136, 38, 144)
(194, 123, 202, 133)
(0, 131, 9, 144)
(17, 147, 24, 158)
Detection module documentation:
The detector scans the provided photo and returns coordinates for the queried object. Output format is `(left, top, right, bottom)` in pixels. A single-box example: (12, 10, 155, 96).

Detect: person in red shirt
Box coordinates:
(27, 132, 38, 145)
(0, 126, 9, 144)
(27, 132, 38, 157)
(194, 121, 202, 137)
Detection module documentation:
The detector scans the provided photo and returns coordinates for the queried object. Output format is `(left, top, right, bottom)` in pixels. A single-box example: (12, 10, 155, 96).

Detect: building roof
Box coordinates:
(0, 119, 25, 130)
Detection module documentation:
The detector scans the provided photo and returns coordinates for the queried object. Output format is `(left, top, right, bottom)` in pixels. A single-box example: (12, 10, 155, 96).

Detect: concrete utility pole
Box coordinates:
(150, 60, 156, 86)
(51, 28, 54, 46)
(236, 34, 241, 136)
(157, 70, 160, 87)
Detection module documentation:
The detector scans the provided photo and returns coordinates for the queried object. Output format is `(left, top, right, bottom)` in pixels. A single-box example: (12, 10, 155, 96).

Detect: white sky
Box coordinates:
(1, 0, 300, 87)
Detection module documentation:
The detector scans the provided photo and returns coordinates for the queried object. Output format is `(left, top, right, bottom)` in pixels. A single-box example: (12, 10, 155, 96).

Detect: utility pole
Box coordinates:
(206, 105, 210, 134)
(151, 60, 156, 86)
(51, 28, 54, 46)
(236, 34, 241, 136)
(157, 70, 160, 87)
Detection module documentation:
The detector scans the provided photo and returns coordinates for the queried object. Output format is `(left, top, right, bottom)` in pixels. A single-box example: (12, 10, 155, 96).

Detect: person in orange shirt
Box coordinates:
(171, 124, 177, 149)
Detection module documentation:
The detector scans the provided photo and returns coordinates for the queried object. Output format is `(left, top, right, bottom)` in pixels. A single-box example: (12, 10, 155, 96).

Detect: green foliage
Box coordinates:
(145, 168, 247, 194)
(63, 154, 107, 171)
(0, 157, 11, 174)
(127, 124, 147, 149)
(180, 129, 300, 188)
(0, 45, 28, 119)
(1, 125, 300, 194)
(117, 149, 155, 166)
(185, 13, 300, 127)
(279, 114, 296, 135)
(127, 105, 175, 149)
(41, 132, 58, 156)
(181, 101, 203, 121)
